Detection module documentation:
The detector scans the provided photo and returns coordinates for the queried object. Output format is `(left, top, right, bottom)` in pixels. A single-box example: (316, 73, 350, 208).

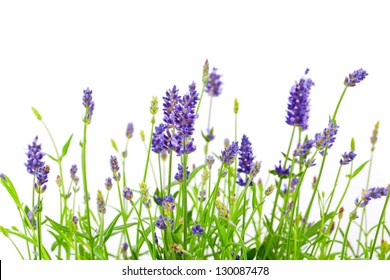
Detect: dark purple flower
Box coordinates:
(123, 187, 134, 201)
(110, 155, 121, 181)
(192, 224, 204, 235)
(221, 141, 239, 166)
(25, 136, 45, 175)
(121, 242, 128, 257)
(155, 215, 173, 230)
(154, 232, 158, 245)
(340, 151, 357, 165)
(175, 164, 189, 182)
(126, 123, 134, 139)
(274, 160, 290, 177)
(355, 186, 388, 207)
(205, 67, 222, 97)
(162, 85, 181, 128)
(72, 215, 78, 225)
(344, 69, 368, 87)
(314, 118, 339, 155)
(27, 210, 36, 227)
(82, 87, 95, 124)
(286, 69, 314, 131)
(152, 123, 166, 153)
(237, 135, 255, 187)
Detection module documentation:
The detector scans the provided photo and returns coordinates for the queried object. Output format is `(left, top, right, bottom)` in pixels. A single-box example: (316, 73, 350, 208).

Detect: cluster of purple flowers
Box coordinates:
(123, 187, 134, 201)
(355, 187, 388, 207)
(286, 69, 314, 131)
(344, 69, 368, 87)
(191, 224, 204, 235)
(205, 68, 223, 97)
(152, 83, 199, 156)
(237, 135, 255, 187)
(82, 87, 95, 124)
(314, 119, 339, 155)
(174, 164, 189, 182)
(34, 165, 50, 193)
(155, 215, 173, 230)
(274, 160, 290, 177)
(220, 141, 239, 166)
(162, 194, 176, 215)
(340, 151, 357, 165)
(126, 123, 134, 139)
(110, 155, 121, 181)
(105, 177, 113, 191)
(25, 136, 45, 175)
(96, 190, 106, 214)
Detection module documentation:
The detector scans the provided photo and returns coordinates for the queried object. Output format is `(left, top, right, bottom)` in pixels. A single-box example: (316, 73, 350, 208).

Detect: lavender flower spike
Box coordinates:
(340, 151, 357, 165)
(286, 69, 314, 131)
(220, 141, 239, 166)
(174, 164, 189, 182)
(110, 155, 121, 181)
(205, 67, 223, 97)
(34, 165, 50, 193)
(237, 135, 255, 187)
(344, 69, 368, 87)
(126, 123, 134, 139)
(355, 186, 388, 207)
(82, 87, 95, 124)
(25, 136, 45, 175)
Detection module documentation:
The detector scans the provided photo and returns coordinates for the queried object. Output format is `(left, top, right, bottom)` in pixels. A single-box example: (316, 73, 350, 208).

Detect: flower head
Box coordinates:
(82, 87, 95, 124)
(286, 69, 314, 131)
(105, 177, 112, 191)
(274, 160, 290, 177)
(192, 224, 204, 235)
(220, 141, 239, 166)
(34, 165, 50, 193)
(237, 135, 255, 187)
(206, 155, 215, 169)
(121, 242, 128, 258)
(314, 118, 339, 155)
(110, 155, 121, 181)
(25, 136, 45, 175)
(123, 187, 134, 201)
(97, 190, 106, 214)
(126, 123, 134, 139)
(162, 194, 176, 215)
(344, 68, 368, 87)
(174, 164, 189, 182)
(340, 151, 357, 165)
(205, 67, 223, 97)
(155, 215, 173, 230)
(355, 186, 388, 207)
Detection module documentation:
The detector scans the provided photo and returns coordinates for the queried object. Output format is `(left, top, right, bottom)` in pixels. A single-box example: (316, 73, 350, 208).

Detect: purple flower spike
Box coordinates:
(192, 224, 204, 235)
(274, 160, 290, 177)
(175, 164, 189, 182)
(82, 87, 95, 124)
(110, 155, 121, 181)
(340, 151, 357, 165)
(221, 141, 239, 166)
(355, 186, 388, 207)
(344, 69, 368, 87)
(237, 135, 255, 187)
(155, 215, 172, 230)
(205, 67, 223, 97)
(25, 136, 45, 175)
(314, 118, 339, 154)
(286, 69, 314, 131)
(123, 187, 134, 201)
(126, 123, 134, 139)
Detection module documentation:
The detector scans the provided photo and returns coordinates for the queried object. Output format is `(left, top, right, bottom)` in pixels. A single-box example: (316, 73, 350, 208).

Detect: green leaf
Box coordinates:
(93, 245, 106, 260)
(0, 225, 9, 237)
(46, 153, 58, 163)
(111, 139, 119, 152)
(1, 175, 22, 208)
(347, 160, 370, 179)
(31, 107, 42, 121)
(61, 134, 73, 158)
(103, 213, 121, 244)
(247, 247, 257, 260)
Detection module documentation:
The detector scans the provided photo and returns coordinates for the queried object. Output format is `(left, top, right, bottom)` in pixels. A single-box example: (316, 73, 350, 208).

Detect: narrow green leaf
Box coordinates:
(348, 160, 370, 179)
(31, 107, 42, 121)
(61, 134, 73, 158)
(46, 153, 58, 163)
(1, 175, 22, 208)
(103, 213, 121, 244)
(0, 225, 9, 237)
(111, 139, 119, 152)
(247, 247, 257, 260)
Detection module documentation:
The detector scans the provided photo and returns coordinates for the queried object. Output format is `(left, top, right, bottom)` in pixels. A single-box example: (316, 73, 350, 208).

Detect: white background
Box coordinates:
(1, 0, 390, 261)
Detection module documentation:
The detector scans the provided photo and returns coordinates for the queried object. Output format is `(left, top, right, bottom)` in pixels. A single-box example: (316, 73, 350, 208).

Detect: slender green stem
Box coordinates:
(332, 86, 348, 122)
(270, 126, 296, 228)
(325, 165, 343, 214)
(37, 192, 42, 260)
(147, 207, 157, 260)
(182, 152, 189, 251)
(341, 216, 355, 260)
(81, 121, 94, 259)
(167, 151, 173, 195)
(195, 80, 207, 115)
(158, 154, 163, 194)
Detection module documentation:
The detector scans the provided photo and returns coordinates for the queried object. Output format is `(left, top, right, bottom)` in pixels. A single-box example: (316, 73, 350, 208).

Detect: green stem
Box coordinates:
(167, 151, 173, 195)
(341, 215, 355, 260)
(325, 165, 343, 214)
(81, 121, 94, 259)
(37, 192, 42, 260)
(182, 152, 189, 251)
(332, 86, 348, 122)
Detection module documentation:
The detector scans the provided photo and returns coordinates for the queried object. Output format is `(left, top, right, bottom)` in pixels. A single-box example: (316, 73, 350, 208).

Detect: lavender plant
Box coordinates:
(1, 62, 389, 261)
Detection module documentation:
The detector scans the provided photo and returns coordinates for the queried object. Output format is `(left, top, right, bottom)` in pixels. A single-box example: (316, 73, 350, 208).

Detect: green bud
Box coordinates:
(234, 98, 239, 114)
(32, 107, 42, 121)
(140, 130, 145, 142)
(351, 137, 355, 152)
(150, 96, 158, 115)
